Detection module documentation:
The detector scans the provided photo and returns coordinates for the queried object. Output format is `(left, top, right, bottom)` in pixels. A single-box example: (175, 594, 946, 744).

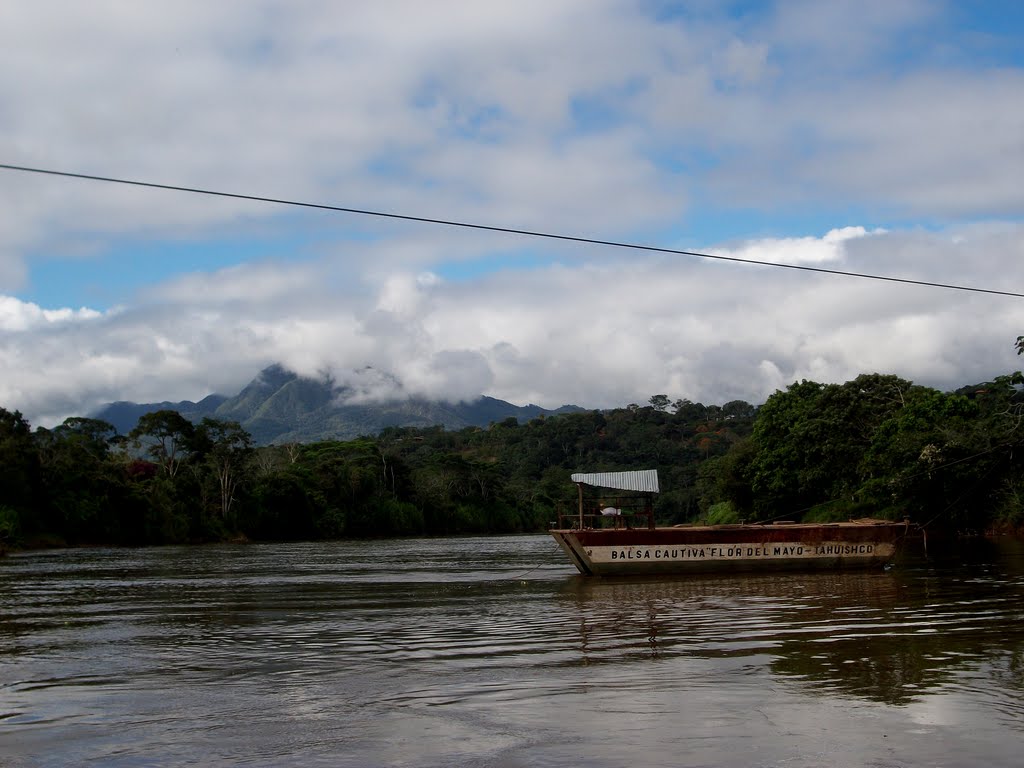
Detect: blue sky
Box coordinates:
(2, 0, 1023, 425)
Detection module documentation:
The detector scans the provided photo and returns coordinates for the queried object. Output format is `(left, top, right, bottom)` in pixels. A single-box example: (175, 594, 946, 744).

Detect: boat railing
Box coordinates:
(553, 495, 655, 530)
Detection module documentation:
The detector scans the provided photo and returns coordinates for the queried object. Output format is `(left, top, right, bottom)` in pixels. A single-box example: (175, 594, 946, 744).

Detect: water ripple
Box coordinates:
(3, 536, 1024, 767)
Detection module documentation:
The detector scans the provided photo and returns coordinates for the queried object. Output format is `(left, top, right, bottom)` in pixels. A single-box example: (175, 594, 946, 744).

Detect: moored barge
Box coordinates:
(550, 470, 912, 576)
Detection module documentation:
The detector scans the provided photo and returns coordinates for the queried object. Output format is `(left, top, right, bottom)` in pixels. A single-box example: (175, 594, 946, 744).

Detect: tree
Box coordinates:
(722, 400, 756, 420)
(52, 417, 118, 458)
(33, 417, 121, 543)
(129, 410, 196, 478)
(673, 399, 713, 423)
(856, 387, 978, 522)
(649, 394, 671, 412)
(195, 418, 253, 525)
(0, 408, 39, 540)
(696, 438, 757, 517)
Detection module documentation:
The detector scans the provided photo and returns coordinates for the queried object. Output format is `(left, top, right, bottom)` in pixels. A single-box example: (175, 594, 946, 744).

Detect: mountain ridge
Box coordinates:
(92, 365, 584, 444)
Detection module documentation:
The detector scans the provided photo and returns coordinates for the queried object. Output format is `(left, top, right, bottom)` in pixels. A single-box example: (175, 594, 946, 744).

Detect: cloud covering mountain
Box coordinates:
(92, 364, 583, 444)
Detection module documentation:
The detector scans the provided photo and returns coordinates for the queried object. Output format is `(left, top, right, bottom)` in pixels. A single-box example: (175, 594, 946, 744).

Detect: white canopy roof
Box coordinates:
(570, 470, 660, 494)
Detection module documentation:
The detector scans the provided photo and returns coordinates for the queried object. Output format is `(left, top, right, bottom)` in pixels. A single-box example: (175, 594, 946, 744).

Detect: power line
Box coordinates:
(2, 161, 1022, 299)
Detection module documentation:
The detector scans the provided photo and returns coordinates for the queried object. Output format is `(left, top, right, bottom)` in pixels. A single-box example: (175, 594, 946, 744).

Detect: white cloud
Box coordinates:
(720, 226, 880, 266)
(0, 296, 101, 331)
(4, 225, 1023, 427)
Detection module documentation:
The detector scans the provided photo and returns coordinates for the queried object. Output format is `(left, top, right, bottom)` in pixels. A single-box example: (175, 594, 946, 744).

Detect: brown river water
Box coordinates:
(1, 535, 1023, 767)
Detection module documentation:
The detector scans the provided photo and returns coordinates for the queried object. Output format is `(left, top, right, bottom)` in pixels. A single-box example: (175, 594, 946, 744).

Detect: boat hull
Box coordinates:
(550, 520, 910, 575)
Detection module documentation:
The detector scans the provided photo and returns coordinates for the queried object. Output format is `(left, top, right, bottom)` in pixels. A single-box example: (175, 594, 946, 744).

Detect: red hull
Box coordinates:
(551, 520, 912, 575)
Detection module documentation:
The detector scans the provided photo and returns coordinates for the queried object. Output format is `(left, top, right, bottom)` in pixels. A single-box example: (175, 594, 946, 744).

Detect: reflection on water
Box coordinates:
(1, 535, 1023, 767)
(561, 562, 1024, 708)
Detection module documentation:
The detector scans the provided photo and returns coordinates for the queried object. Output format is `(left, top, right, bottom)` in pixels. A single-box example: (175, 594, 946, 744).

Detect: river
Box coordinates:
(2, 535, 1023, 767)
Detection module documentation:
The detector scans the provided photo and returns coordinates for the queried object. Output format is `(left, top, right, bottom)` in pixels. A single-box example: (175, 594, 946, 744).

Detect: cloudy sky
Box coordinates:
(2, 0, 1024, 426)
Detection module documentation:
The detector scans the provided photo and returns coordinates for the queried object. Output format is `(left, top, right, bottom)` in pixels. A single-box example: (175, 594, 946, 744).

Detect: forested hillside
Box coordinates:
(2, 366, 1022, 550)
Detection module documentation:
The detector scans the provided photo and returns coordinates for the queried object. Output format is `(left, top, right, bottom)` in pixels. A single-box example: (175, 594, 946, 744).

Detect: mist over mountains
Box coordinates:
(92, 364, 583, 444)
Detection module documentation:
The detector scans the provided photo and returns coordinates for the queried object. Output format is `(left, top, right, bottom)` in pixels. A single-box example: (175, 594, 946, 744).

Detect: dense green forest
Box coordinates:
(2, 363, 1022, 550)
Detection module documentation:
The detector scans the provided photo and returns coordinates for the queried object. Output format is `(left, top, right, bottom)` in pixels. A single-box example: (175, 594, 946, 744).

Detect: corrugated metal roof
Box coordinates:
(570, 470, 660, 493)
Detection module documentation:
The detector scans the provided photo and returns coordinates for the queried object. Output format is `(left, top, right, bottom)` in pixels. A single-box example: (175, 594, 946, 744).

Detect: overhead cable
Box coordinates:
(1, 162, 1021, 298)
